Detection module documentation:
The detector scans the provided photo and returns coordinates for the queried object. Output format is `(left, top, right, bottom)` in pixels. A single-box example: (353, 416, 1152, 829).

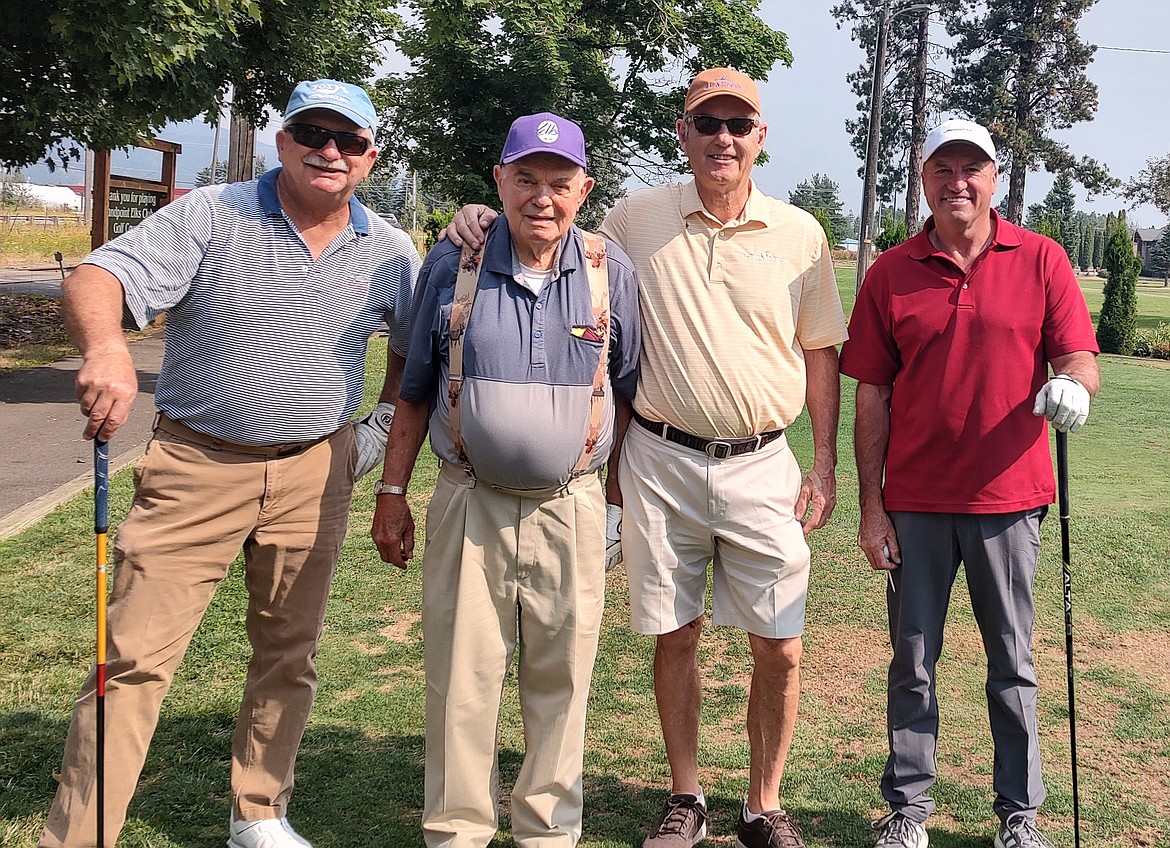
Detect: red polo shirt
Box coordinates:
(840, 212, 1099, 513)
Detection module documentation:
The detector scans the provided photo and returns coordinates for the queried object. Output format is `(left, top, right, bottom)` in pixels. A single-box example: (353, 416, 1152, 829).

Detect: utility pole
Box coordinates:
(227, 108, 255, 184)
(855, 0, 892, 295)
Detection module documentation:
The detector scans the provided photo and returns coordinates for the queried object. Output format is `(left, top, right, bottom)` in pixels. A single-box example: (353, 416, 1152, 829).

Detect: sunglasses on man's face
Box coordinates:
(284, 123, 372, 156)
(685, 115, 759, 137)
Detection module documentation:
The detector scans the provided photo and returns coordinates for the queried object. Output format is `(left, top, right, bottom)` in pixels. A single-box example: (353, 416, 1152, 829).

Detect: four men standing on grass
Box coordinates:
(40, 66, 1102, 848)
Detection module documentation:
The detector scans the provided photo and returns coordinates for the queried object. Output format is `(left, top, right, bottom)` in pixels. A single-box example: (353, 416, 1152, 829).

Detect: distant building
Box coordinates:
(1134, 226, 1167, 265)
(838, 238, 860, 254)
(24, 185, 82, 211)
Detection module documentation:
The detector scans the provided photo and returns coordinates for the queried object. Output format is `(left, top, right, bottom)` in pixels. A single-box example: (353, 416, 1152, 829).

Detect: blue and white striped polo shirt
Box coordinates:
(85, 168, 419, 444)
(402, 217, 641, 490)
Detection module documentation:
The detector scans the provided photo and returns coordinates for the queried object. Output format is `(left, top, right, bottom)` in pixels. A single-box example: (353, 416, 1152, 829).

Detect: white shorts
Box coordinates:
(618, 420, 811, 638)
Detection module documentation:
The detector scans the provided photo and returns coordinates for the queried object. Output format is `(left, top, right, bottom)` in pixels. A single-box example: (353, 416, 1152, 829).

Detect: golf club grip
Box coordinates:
(1056, 431, 1070, 564)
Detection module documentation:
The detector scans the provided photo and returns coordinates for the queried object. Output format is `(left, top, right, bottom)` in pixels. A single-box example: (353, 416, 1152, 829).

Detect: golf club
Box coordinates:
(94, 436, 109, 848)
(1056, 430, 1081, 848)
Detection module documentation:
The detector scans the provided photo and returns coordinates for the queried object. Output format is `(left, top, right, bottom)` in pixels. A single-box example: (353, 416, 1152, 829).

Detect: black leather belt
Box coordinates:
(632, 411, 784, 460)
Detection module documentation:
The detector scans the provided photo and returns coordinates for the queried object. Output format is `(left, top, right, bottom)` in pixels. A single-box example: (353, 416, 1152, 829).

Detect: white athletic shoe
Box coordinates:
(228, 815, 313, 848)
(873, 812, 928, 848)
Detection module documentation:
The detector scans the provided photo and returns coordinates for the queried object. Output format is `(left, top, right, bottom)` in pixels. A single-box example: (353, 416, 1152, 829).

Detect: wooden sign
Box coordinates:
(91, 137, 182, 249)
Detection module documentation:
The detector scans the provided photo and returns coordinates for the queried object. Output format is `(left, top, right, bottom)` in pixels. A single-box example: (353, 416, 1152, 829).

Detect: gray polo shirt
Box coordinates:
(401, 217, 640, 490)
(84, 169, 420, 444)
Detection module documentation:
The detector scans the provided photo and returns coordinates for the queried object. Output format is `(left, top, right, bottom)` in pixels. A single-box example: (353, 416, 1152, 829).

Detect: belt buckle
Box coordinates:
(705, 440, 733, 460)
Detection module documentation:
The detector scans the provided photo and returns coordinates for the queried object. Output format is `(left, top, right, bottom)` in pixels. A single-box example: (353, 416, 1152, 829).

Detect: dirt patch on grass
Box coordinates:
(380, 609, 421, 644)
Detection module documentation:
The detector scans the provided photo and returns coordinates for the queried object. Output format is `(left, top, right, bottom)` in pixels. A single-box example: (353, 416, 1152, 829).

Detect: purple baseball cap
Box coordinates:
(500, 112, 587, 169)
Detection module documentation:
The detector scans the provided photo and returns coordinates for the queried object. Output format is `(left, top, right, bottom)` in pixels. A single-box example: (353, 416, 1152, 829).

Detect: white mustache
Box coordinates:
(303, 154, 349, 173)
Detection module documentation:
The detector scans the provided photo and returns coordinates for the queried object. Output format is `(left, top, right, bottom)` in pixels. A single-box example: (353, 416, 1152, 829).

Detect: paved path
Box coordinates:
(0, 268, 70, 298)
(0, 334, 165, 539)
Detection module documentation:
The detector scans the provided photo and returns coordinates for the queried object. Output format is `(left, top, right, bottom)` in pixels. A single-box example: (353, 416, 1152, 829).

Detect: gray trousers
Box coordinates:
(883, 509, 1048, 824)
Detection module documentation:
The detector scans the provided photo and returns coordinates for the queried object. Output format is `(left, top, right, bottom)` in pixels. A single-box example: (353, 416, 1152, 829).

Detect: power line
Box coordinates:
(1094, 44, 1170, 55)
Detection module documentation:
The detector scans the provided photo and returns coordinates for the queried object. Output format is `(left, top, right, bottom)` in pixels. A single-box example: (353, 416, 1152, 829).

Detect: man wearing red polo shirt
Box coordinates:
(840, 119, 1099, 848)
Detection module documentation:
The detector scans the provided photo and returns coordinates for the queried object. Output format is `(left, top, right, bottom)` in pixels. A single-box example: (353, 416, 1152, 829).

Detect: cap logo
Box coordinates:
(309, 82, 345, 96)
(536, 120, 560, 143)
(704, 75, 744, 93)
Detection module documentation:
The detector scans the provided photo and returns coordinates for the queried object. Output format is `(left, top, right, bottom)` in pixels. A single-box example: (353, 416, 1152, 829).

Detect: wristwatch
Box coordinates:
(373, 481, 408, 496)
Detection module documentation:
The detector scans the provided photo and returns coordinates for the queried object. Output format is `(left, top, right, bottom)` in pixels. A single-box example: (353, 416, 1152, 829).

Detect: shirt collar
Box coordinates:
(910, 208, 1022, 261)
(680, 178, 767, 227)
(258, 167, 369, 235)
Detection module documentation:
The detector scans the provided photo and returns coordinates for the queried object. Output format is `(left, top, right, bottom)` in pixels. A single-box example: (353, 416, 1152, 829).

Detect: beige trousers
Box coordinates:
(40, 422, 355, 848)
(421, 465, 607, 848)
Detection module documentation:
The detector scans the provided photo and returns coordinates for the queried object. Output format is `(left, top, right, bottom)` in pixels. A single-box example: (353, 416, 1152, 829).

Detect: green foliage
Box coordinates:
(1097, 222, 1141, 355)
(811, 207, 836, 248)
(378, 0, 791, 223)
(1133, 322, 1170, 359)
(1123, 153, 1170, 217)
(873, 213, 908, 250)
(421, 207, 455, 252)
(1, 0, 397, 169)
(943, 0, 1116, 224)
(0, 169, 36, 208)
(789, 174, 848, 244)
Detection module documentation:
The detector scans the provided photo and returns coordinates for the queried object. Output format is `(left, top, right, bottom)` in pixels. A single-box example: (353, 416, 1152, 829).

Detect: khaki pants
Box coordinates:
(421, 464, 606, 848)
(40, 422, 355, 848)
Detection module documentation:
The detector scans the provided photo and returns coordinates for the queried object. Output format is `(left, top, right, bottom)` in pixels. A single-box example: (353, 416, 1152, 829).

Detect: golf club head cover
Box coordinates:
(605, 503, 623, 572)
(1032, 374, 1090, 433)
(353, 402, 396, 479)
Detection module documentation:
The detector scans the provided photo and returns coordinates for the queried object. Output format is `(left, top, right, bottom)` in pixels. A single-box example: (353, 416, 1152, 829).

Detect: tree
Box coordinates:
(943, 0, 1116, 224)
(1097, 213, 1141, 354)
(1, 0, 396, 170)
(789, 173, 849, 240)
(0, 169, 36, 208)
(874, 213, 908, 251)
(832, 1, 961, 235)
(1123, 154, 1170, 218)
(811, 208, 837, 249)
(378, 0, 791, 228)
(1146, 227, 1170, 286)
(1076, 216, 1091, 271)
(194, 155, 267, 187)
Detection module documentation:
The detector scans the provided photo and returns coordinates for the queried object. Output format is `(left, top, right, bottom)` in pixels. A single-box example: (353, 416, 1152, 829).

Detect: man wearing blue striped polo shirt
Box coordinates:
(41, 80, 419, 848)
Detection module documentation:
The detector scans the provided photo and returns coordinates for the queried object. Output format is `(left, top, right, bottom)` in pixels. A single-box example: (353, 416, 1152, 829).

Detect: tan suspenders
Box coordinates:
(447, 231, 611, 479)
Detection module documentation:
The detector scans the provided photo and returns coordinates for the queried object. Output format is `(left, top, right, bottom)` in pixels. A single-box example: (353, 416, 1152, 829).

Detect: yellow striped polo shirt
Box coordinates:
(600, 179, 847, 438)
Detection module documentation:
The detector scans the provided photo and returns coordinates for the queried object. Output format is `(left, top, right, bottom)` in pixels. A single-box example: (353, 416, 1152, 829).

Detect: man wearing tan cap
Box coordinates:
(447, 67, 846, 848)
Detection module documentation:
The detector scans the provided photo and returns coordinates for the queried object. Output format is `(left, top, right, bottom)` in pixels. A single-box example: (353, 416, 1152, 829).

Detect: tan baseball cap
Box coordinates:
(684, 68, 762, 114)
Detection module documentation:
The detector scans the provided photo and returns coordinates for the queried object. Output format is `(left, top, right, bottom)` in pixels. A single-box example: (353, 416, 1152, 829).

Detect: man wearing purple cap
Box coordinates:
(40, 79, 419, 848)
(371, 112, 640, 847)
(841, 118, 1099, 848)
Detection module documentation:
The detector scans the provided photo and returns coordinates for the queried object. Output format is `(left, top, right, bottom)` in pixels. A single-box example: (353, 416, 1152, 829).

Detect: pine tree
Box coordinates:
(812, 208, 837, 249)
(1097, 213, 1141, 354)
(944, 0, 1115, 223)
(1077, 217, 1091, 271)
(789, 174, 849, 241)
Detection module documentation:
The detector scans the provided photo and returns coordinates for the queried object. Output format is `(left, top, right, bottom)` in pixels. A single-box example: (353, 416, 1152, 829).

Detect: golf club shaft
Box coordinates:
(94, 439, 109, 848)
(1056, 430, 1081, 848)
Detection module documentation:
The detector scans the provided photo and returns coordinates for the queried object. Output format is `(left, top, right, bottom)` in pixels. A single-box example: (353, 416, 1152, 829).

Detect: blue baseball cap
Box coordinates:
(500, 112, 587, 169)
(283, 79, 378, 133)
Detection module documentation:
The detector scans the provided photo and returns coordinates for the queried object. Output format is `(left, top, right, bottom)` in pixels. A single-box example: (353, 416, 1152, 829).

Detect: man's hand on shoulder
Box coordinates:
(444, 205, 499, 249)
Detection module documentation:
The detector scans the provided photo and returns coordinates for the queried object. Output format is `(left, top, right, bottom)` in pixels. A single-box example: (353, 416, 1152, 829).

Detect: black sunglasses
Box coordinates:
(284, 123, 372, 155)
(685, 114, 759, 137)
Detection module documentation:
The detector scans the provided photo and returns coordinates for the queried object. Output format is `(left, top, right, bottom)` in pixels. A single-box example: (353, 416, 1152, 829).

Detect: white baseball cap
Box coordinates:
(922, 119, 996, 164)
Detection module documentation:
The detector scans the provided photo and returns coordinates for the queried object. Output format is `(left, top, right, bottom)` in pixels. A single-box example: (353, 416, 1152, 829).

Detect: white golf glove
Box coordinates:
(1032, 375, 1090, 433)
(605, 504, 623, 572)
(353, 402, 396, 479)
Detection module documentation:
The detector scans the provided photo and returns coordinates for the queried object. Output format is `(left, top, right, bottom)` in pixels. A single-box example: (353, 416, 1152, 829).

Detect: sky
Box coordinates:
(26, 1, 1170, 228)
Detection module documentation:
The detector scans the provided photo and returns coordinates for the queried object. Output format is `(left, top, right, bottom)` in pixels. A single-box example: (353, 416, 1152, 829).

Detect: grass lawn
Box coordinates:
(2, 283, 1169, 846)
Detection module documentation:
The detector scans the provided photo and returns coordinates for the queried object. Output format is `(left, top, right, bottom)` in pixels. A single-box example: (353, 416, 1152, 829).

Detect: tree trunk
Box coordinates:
(904, 8, 930, 236)
(227, 109, 256, 184)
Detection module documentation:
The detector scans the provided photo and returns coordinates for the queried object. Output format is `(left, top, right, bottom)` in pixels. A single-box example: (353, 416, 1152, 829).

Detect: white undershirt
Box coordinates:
(516, 261, 558, 296)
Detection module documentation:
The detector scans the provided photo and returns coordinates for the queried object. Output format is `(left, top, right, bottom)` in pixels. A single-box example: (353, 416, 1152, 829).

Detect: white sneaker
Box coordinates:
(873, 812, 928, 848)
(228, 816, 313, 848)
